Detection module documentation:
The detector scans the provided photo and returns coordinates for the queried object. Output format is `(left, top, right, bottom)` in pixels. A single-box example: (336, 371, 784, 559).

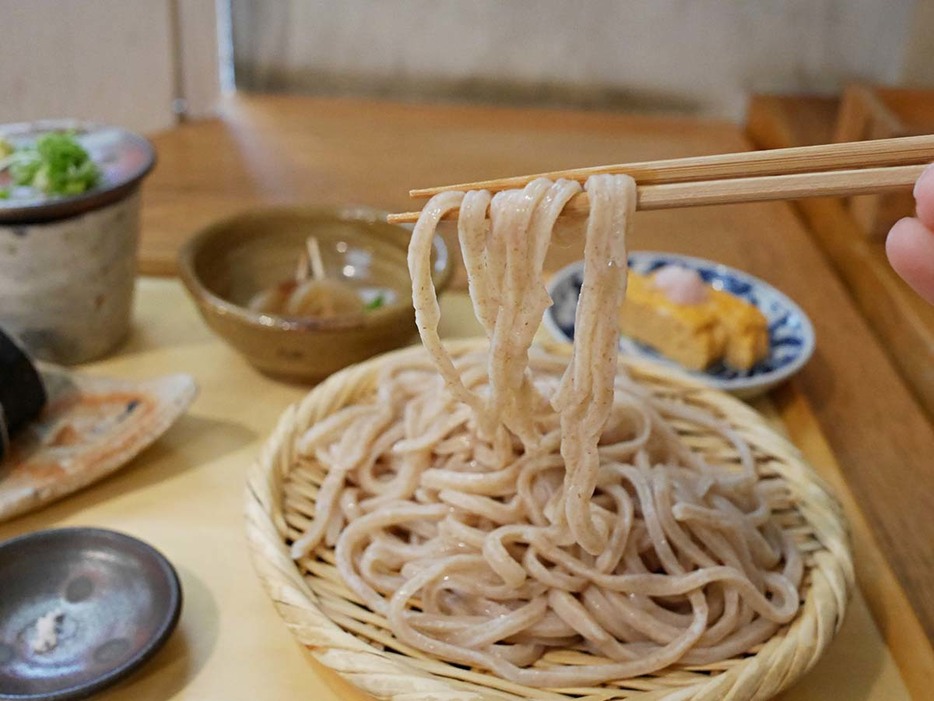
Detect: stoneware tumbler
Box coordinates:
(0, 120, 155, 364)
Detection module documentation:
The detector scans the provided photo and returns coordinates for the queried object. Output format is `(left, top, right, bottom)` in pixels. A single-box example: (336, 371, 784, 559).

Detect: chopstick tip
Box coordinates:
(387, 211, 419, 225)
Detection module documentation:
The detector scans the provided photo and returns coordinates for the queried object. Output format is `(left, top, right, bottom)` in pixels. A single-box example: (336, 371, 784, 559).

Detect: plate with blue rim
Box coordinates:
(543, 251, 815, 399)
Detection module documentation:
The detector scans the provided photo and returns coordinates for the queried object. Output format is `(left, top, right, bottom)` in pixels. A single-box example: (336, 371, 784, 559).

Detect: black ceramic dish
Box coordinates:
(0, 528, 182, 700)
(0, 329, 46, 462)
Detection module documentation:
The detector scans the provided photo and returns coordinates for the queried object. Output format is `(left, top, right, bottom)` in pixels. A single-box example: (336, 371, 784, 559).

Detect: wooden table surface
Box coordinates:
(125, 93, 932, 697)
(0, 280, 914, 701)
(746, 92, 934, 418)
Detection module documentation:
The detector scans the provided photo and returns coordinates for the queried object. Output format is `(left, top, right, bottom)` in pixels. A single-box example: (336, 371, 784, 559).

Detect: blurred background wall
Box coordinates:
(230, 0, 929, 120)
(1, 0, 932, 133)
(0, 0, 219, 133)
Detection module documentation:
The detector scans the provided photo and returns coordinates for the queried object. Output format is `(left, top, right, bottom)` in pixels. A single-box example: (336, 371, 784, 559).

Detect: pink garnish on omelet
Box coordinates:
(650, 265, 709, 305)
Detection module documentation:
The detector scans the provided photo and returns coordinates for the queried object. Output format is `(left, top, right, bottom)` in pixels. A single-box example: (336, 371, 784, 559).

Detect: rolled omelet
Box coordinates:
(620, 266, 768, 371)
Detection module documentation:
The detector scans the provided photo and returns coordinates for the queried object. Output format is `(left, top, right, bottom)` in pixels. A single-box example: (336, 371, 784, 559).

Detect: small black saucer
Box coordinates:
(0, 528, 182, 700)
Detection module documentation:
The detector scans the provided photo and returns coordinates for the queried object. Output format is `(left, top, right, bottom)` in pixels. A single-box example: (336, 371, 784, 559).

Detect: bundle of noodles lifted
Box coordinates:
(289, 175, 803, 688)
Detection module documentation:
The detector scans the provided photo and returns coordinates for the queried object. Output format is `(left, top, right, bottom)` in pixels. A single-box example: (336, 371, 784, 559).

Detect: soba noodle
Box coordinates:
(290, 175, 802, 687)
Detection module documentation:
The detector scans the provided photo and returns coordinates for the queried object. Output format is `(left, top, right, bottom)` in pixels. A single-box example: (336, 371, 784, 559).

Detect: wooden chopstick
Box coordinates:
(387, 163, 926, 224)
(408, 134, 934, 198)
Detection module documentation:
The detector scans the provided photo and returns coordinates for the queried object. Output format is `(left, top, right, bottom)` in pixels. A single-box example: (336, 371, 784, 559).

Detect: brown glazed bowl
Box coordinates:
(178, 206, 452, 383)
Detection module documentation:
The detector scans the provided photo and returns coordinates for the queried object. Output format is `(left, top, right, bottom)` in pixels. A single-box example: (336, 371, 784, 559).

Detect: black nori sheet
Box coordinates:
(0, 328, 47, 459)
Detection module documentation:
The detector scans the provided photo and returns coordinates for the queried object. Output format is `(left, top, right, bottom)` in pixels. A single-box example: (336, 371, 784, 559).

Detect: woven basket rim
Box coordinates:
(245, 339, 854, 701)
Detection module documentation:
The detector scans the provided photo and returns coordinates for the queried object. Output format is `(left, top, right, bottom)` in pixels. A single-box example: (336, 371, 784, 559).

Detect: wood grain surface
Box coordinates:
(747, 92, 934, 650)
(141, 93, 933, 664)
(747, 93, 934, 421)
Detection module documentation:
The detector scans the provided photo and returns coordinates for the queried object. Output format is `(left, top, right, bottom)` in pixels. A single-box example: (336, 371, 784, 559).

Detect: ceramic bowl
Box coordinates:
(543, 251, 815, 399)
(0, 527, 181, 700)
(178, 206, 452, 383)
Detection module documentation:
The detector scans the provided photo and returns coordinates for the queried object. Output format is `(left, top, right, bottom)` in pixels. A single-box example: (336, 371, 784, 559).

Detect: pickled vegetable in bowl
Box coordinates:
(249, 278, 367, 317)
(247, 236, 389, 319)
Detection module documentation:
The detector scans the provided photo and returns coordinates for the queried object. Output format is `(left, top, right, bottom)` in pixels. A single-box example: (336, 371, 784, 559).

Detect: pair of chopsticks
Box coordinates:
(387, 134, 934, 224)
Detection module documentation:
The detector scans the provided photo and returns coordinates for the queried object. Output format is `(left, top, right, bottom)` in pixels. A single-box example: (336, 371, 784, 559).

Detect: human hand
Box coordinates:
(886, 164, 934, 303)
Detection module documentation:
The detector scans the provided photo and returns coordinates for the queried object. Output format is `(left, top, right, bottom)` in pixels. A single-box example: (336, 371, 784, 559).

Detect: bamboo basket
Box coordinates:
(245, 340, 853, 701)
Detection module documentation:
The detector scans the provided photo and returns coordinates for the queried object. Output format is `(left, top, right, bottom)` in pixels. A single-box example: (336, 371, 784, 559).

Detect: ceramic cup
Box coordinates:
(0, 121, 155, 364)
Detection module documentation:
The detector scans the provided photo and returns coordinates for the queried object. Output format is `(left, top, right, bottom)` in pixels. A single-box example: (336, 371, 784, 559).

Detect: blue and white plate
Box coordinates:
(543, 252, 815, 399)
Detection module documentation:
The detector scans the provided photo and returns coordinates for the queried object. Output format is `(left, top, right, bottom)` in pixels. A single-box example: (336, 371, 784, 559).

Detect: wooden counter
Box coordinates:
(4, 94, 930, 699)
(746, 91, 934, 418)
(0, 280, 917, 700)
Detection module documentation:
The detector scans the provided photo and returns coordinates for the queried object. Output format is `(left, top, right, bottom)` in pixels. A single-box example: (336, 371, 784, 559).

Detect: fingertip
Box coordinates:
(914, 162, 934, 229)
(886, 216, 934, 304)
(885, 217, 914, 260)
(886, 217, 912, 263)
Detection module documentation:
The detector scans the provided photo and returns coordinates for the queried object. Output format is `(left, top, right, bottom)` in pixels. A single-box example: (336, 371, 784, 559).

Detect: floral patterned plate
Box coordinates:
(543, 251, 815, 399)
